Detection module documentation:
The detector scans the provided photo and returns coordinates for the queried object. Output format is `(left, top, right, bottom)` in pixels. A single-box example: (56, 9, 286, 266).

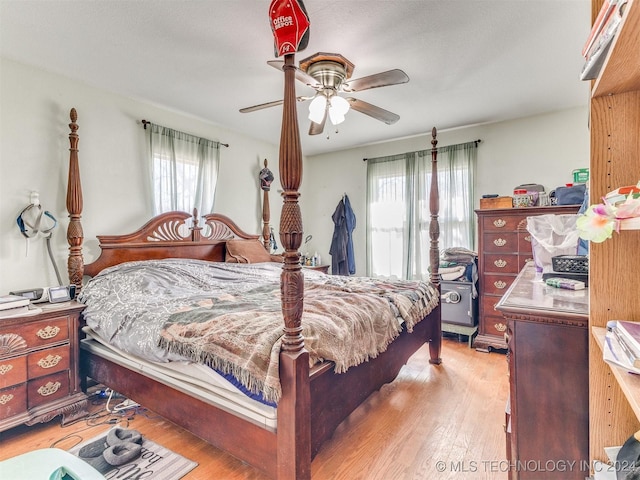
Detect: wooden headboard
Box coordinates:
(82, 210, 262, 277)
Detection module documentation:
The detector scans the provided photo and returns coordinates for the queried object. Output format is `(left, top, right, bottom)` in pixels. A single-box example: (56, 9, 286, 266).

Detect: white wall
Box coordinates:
(302, 106, 590, 276)
(0, 58, 281, 293)
(0, 57, 589, 294)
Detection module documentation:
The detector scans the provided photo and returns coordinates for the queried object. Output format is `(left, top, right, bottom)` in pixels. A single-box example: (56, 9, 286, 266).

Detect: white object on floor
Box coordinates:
(0, 448, 106, 480)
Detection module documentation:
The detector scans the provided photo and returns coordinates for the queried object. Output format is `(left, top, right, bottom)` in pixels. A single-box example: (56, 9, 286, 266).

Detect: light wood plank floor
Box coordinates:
(0, 337, 509, 479)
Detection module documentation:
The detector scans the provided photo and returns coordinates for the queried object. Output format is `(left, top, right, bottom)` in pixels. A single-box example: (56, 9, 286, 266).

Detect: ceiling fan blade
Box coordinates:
(267, 60, 322, 89)
(239, 99, 284, 113)
(347, 98, 400, 125)
(308, 110, 327, 135)
(341, 69, 409, 93)
(239, 96, 313, 113)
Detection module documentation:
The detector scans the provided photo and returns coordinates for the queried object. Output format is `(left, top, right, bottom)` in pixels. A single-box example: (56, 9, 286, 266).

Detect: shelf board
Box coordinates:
(592, 326, 640, 420)
(592, 0, 640, 97)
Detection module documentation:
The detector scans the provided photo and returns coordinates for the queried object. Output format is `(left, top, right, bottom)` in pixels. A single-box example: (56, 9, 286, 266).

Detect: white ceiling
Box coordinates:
(0, 0, 591, 157)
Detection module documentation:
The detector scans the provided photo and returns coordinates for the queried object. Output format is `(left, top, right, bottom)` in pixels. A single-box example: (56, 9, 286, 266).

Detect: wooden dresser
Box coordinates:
(0, 302, 88, 431)
(474, 205, 579, 351)
(497, 263, 589, 480)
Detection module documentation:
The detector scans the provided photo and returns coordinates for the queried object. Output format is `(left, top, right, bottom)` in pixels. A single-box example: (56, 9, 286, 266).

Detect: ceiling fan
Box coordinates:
(239, 52, 409, 136)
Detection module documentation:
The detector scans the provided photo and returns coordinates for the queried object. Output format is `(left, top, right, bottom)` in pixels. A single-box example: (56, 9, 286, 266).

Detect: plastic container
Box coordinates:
(572, 168, 589, 184)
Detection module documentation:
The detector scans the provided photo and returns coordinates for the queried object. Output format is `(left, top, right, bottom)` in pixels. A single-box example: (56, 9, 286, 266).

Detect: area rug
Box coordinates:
(68, 427, 197, 480)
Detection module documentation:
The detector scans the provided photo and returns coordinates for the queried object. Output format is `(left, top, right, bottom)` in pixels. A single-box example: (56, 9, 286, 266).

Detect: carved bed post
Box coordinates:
(260, 159, 272, 250)
(276, 52, 311, 480)
(66, 108, 84, 296)
(428, 126, 442, 364)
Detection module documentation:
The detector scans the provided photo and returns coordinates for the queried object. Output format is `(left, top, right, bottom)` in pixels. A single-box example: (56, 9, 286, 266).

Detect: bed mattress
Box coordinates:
(81, 327, 278, 430)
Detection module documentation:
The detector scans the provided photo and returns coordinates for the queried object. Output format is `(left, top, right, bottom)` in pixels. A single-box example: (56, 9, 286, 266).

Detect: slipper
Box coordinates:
(103, 442, 142, 466)
(77, 447, 112, 474)
(77, 436, 109, 460)
(107, 427, 142, 446)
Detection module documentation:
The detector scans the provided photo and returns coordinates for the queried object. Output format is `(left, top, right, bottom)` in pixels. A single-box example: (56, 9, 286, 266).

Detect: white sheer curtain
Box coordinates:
(366, 141, 477, 280)
(148, 124, 220, 215)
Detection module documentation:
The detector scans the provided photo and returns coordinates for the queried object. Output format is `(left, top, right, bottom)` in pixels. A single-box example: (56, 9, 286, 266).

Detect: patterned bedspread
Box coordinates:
(79, 259, 438, 404)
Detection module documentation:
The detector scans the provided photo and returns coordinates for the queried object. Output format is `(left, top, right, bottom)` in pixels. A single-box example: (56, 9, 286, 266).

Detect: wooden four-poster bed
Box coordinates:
(65, 57, 442, 480)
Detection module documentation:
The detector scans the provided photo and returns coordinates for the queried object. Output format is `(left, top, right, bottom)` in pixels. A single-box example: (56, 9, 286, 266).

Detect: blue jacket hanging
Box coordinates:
(329, 194, 356, 275)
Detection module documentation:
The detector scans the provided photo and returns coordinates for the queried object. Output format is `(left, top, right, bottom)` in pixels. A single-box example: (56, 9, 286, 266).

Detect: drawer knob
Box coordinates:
(493, 219, 506, 228)
(494, 259, 507, 268)
(493, 238, 507, 247)
(0, 394, 14, 405)
(524, 235, 531, 243)
(495, 322, 507, 332)
(0, 364, 14, 375)
(494, 281, 507, 289)
(37, 381, 62, 397)
(36, 326, 61, 340)
(0, 334, 27, 355)
(37, 354, 62, 369)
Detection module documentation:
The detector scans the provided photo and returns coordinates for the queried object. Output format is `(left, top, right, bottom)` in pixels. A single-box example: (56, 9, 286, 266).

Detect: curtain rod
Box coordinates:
(141, 119, 229, 148)
(362, 138, 481, 161)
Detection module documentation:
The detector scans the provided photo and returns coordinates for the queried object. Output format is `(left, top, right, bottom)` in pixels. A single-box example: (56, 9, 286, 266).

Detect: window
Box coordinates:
(366, 143, 477, 280)
(148, 124, 220, 215)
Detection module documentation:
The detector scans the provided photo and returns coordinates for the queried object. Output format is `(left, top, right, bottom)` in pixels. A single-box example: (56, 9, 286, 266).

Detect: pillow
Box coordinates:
(225, 239, 272, 264)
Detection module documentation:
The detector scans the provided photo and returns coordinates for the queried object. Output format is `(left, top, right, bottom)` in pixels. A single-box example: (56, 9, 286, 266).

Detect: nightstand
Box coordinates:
(303, 264, 330, 274)
(0, 301, 88, 432)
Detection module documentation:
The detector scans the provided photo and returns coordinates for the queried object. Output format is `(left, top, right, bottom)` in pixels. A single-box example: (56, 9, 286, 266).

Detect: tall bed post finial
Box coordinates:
(429, 127, 440, 287)
(260, 159, 272, 251)
(67, 108, 84, 296)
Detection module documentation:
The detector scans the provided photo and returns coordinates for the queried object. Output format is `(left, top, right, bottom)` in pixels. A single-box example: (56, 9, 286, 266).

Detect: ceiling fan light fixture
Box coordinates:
(308, 95, 327, 124)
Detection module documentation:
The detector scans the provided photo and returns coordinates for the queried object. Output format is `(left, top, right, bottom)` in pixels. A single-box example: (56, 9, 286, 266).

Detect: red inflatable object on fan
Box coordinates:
(269, 0, 310, 57)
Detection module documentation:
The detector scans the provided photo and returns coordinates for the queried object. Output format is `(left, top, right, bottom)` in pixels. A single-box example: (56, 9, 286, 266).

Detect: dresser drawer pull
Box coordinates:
(0, 394, 14, 405)
(36, 326, 61, 340)
(37, 354, 63, 369)
(493, 238, 507, 247)
(493, 219, 506, 228)
(37, 381, 62, 397)
(0, 334, 27, 355)
(524, 235, 531, 243)
(0, 364, 14, 375)
(494, 259, 507, 268)
(494, 281, 507, 289)
(495, 322, 507, 332)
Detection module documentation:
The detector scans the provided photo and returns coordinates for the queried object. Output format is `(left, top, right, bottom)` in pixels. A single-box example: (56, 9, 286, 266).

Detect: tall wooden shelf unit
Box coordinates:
(588, 0, 640, 465)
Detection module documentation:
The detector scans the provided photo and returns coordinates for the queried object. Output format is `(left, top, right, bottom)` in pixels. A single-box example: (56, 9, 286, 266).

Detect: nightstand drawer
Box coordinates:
(20, 317, 69, 348)
(0, 355, 27, 388)
(28, 344, 70, 379)
(0, 384, 27, 419)
(28, 371, 70, 408)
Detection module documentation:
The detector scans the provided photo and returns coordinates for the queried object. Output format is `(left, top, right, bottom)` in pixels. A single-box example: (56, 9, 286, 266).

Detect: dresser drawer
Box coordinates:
(0, 355, 27, 389)
(28, 344, 70, 379)
(27, 371, 70, 408)
(484, 232, 518, 253)
(483, 254, 520, 274)
(0, 383, 27, 420)
(481, 215, 524, 232)
(482, 274, 516, 296)
(18, 317, 69, 349)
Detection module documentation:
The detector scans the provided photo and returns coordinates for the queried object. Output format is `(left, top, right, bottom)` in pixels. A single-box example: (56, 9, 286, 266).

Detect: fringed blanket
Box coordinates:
(79, 259, 438, 404)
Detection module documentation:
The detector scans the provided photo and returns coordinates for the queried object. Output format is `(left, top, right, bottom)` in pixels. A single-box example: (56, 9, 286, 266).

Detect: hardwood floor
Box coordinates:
(0, 337, 509, 479)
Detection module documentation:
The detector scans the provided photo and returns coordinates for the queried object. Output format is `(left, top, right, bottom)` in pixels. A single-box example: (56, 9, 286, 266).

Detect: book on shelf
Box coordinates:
(613, 327, 640, 368)
(603, 329, 640, 374)
(617, 320, 640, 355)
(582, 0, 619, 57)
(0, 294, 30, 311)
(580, 0, 628, 81)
